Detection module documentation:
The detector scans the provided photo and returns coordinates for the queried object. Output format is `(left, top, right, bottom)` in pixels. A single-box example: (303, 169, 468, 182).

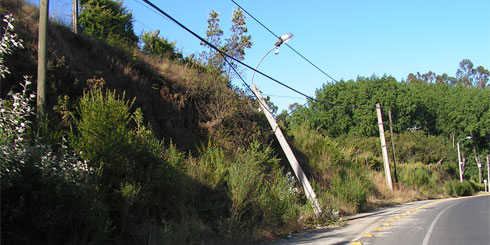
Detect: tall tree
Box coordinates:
(224, 8, 252, 79)
(200, 8, 252, 79)
(200, 10, 225, 70)
(474, 66, 490, 88)
(456, 59, 475, 88)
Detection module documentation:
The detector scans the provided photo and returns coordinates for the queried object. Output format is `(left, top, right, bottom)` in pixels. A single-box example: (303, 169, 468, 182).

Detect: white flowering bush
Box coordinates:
(0, 74, 93, 182)
(0, 13, 92, 180)
(0, 78, 35, 171)
(0, 14, 24, 78)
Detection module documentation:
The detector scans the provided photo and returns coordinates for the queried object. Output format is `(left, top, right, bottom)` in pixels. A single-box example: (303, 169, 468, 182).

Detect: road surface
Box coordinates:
(271, 194, 490, 245)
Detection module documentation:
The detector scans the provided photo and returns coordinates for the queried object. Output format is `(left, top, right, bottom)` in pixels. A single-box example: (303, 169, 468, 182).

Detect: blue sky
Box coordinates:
(47, 0, 490, 111)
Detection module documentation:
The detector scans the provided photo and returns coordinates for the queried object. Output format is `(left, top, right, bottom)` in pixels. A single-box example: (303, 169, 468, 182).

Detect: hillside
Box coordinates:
(1, 0, 267, 152)
(1, 1, 487, 244)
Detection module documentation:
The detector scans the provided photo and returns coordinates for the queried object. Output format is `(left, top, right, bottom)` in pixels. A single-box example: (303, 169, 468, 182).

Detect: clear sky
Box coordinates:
(47, 0, 490, 112)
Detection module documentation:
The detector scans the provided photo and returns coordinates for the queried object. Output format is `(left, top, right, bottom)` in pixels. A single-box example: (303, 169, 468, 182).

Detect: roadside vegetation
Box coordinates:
(1, 0, 488, 244)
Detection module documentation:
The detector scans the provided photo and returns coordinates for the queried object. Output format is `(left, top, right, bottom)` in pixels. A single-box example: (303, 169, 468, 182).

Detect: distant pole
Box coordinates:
(376, 104, 393, 190)
(37, 0, 49, 116)
(478, 162, 482, 184)
(457, 142, 463, 182)
(388, 110, 398, 184)
(72, 0, 78, 34)
(486, 155, 490, 192)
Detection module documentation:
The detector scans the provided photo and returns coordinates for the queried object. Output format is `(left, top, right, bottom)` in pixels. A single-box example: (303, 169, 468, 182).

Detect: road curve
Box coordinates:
(271, 194, 490, 245)
(354, 194, 490, 245)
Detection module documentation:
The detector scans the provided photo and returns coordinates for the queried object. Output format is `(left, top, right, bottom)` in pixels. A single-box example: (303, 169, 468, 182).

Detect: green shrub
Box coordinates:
(445, 180, 475, 196)
(329, 167, 371, 213)
(1, 80, 110, 244)
(227, 141, 301, 231)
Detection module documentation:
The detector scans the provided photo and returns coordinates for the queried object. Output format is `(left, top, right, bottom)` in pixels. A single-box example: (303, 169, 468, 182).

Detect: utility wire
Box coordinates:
(140, 1, 310, 99)
(263, 94, 305, 100)
(218, 53, 277, 116)
(140, 0, 374, 110)
(230, 0, 338, 83)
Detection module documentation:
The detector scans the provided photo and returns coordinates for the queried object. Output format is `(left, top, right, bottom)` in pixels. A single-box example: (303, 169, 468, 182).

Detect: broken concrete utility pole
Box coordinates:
(252, 84, 322, 216)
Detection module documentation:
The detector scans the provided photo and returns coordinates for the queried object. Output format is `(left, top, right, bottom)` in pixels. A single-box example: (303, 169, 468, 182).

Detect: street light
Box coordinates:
(248, 33, 322, 217)
(251, 33, 293, 85)
(457, 136, 472, 182)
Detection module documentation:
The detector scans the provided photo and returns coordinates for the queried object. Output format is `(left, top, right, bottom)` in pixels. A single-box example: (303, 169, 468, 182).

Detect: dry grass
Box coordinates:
(367, 172, 426, 208)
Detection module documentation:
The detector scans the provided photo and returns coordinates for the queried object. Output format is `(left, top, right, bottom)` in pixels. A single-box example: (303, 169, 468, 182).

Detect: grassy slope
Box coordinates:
(1, 0, 267, 152)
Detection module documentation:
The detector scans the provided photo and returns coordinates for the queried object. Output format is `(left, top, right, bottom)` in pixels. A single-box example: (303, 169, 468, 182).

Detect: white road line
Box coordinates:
(421, 201, 459, 245)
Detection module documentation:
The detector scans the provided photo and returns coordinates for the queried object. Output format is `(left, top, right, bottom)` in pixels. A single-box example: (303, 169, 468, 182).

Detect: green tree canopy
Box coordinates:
(79, 0, 138, 45)
(290, 60, 489, 151)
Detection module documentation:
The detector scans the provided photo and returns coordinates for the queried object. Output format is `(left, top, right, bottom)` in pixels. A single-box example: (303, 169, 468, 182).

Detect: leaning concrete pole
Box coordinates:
(252, 84, 322, 216)
(376, 104, 393, 190)
(37, 0, 49, 116)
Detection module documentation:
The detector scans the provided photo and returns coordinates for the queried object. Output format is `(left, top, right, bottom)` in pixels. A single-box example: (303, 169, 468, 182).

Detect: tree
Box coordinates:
(200, 9, 252, 79)
(456, 59, 475, 88)
(474, 66, 490, 88)
(223, 8, 252, 79)
(79, 0, 138, 45)
(200, 10, 225, 70)
(454, 59, 490, 88)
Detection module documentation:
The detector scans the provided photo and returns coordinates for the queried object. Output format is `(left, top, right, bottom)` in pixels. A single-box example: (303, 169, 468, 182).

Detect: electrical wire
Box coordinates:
(139, 0, 375, 110)
(262, 94, 305, 100)
(218, 53, 277, 116)
(229, 0, 338, 83)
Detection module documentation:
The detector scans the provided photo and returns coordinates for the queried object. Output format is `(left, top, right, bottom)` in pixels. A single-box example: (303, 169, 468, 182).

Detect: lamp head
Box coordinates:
(466, 136, 472, 139)
(275, 32, 294, 47)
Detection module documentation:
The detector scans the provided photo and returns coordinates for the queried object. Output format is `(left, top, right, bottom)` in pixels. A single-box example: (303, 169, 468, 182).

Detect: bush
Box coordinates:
(397, 163, 448, 196)
(228, 141, 301, 230)
(1, 80, 110, 244)
(445, 180, 475, 196)
(328, 167, 371, 213)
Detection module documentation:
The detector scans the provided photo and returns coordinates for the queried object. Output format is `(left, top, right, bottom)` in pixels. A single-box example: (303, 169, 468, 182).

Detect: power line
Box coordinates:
(229, 0, 338, 83)
(139, 0, 374, 111)
(263, 94, 305, 100)
(140, 1, 310, 98)
(219, 53, 277, 116)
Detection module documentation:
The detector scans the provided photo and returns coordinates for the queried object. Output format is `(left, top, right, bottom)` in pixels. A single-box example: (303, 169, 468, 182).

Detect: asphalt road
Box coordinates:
(355, 194, 490, 245)
(271, 194, 490, 245)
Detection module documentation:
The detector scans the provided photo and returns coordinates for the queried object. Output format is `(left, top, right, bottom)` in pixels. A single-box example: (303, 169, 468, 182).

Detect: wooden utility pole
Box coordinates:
(72, 0, 78, 34)
(37, 0, 48, 116)
(376, 104, 393, 190)
(252, 84, 322, 216)
(388, 110, 398, 184)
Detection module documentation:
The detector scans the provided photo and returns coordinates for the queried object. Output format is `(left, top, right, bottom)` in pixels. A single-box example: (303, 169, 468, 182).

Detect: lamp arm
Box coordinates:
(251, 46, 276, 85)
